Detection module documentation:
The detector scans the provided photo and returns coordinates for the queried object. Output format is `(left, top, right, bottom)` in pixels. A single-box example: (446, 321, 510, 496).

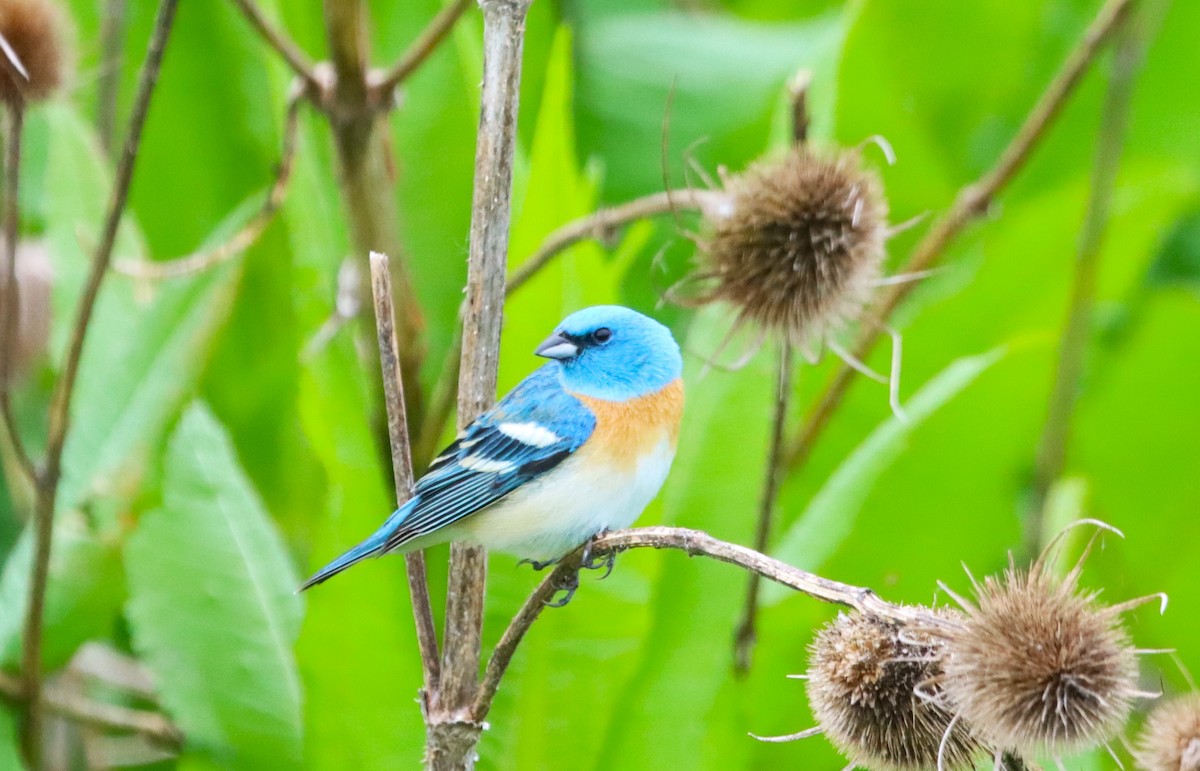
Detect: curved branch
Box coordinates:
(782, 0, 1136, 473)
(506, 188, 724, 294)
(374, 0, 474, 97)
(472, 526, 948, 720)
(115, 85, 302, 281)
(229, 0, 320, 91)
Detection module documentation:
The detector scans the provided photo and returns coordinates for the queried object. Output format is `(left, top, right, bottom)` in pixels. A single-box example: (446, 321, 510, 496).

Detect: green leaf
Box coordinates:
(764, 347, 1005, 604)
(124, 404, 303, 768)
(0, 706, 21, 771)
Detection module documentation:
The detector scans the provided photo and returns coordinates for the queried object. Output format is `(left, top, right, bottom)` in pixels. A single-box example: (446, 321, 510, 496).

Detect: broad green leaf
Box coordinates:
(125, 404, 303, 768)
(765, 347, 1005, 604)
(0, 706, 21, 771)
(295, 337, 424, 770)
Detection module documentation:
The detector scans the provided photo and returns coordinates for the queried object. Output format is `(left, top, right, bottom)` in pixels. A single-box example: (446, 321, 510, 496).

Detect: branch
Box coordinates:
(782, 0, 1136, 472)
(733, 343, 793, 674)
(96, 0, 127, 158)
(374, 0, 474, 97)
(21, 2, 178, 761)
(0, 671, 181, 749)
(114, 83, 303, 281)
(1, 106, 36, 484)
(506, 188, 723, 295)
(368, 252, 441, 693)
(473, 526, 945, 719)
(1025, 14, 1143, 556)
(432, 0, 533, 766)
(229, 0, 320, 92)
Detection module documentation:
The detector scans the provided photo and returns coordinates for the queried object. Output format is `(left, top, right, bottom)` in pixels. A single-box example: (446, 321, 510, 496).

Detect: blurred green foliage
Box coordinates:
(1, 0, 1198, 768)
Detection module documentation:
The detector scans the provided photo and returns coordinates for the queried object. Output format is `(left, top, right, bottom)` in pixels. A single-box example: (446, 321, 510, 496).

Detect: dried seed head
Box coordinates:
(806, 610, 983, 770)
(1136, 694, 1200, 771)
(940, 560, 1140, 757)
(691, 147, 887, 348)
(0, 0, 70, 105)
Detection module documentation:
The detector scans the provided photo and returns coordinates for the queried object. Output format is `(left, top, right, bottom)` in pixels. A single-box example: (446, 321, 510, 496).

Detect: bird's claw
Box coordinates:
(518, 557, 558, 571)
(582, 549, 615, 579)
(544, 571, 579, 608)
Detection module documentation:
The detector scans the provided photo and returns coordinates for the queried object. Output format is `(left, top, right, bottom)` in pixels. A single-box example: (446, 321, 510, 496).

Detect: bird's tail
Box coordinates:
(298, 502, 414, 591)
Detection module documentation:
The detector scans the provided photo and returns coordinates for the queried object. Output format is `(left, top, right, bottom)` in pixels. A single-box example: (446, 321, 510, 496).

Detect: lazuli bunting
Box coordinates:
(301, 305, 684, 589)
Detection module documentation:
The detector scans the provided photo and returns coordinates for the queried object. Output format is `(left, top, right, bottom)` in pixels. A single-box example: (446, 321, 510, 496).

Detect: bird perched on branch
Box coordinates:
(301, 305, 684, 592)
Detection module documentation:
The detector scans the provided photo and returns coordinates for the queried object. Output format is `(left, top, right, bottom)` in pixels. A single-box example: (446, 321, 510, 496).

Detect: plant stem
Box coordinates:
(375, 0, 475, 96)
(228, 0, 320, 91)
(368, 252, 441, 693)
(97, 0, 127, 158)
(732, 343, 793, 675)
(473, 525, 955, 719)
(20, 2, 178, 762)
(1, 106, 36, 485)
(782, 0, 1137, 474)
(1025, 15, 1143, 556)
(430, 0, 532, 767)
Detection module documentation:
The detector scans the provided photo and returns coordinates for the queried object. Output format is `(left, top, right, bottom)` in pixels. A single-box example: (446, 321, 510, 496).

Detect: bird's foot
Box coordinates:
(544, 571, 579, 608)
(579, 531, 615, 579)
(518, 557, 558, 571)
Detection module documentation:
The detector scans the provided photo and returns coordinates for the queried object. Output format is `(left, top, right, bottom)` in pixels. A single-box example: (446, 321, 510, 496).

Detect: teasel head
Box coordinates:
(0, 0, 70, 106)
(938, 520, 1163, 761)
(681, 144, 889, 355)
(1136, 693, 1200, 771)
(755, 610, 984, 770)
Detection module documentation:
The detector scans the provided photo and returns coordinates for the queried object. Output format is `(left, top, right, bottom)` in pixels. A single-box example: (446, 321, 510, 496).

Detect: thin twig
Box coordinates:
(96, 0, 128, 158)
(374, 0, 474, 97)
(732, 343, 793, 674)
(1025, 14, 1143, 556)
(114, 85, 303, 280)
(368, 252, 441, 692)
(0, 671, 181, 749)
(473, 526, 950, 719)
(1, 106, 37, 484)
(782, 0, 1136, 472)
(506, 188, 723, 295)
(431, 0, 533, 767)
(21, 3, 179, 762)
(229, 0, 320, 91)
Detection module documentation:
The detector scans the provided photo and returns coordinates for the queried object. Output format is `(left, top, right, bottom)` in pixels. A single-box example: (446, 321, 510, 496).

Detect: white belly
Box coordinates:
(451, 435, 676, 561)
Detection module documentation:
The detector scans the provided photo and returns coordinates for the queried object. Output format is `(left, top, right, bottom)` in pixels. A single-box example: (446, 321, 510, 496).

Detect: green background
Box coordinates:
(1, 0, 1197, 768)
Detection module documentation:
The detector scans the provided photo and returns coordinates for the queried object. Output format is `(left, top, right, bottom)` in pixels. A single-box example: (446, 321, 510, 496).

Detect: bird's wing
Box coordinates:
(383, 365, 595, 551)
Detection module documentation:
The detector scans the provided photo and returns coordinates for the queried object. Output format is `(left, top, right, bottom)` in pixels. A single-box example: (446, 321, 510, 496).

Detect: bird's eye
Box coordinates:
(592, 327, 613, 344)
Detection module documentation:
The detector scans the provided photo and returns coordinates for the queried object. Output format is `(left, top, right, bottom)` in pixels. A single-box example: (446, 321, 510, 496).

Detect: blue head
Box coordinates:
(535, 306, 682, 401)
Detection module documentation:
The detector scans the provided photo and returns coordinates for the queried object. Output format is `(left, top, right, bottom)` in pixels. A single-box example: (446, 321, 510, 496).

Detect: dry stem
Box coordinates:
(473, 526, 949, 719)
(21, 2, 179, 761)
(114, 85, 303, 281)
(368, 252, 441, 692)
(375, 0, 474, 96)
(1, 106, 36, 484)
(229, 0, 320, 91)
(1025, 14, 1143, 556)
(782, 0, 1137, 472)
(97, 0, 127, 158)
(432, 0, 534, 767)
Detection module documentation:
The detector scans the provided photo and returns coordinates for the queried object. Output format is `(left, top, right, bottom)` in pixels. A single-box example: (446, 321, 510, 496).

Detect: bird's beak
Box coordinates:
(535, 331, 579, 360)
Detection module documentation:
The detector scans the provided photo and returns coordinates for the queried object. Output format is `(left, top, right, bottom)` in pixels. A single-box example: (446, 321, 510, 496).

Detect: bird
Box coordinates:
(300, 305, 684, 592)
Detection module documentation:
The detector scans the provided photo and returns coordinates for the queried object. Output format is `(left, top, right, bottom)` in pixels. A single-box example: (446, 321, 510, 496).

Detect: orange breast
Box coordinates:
(573, 379, 684, 471)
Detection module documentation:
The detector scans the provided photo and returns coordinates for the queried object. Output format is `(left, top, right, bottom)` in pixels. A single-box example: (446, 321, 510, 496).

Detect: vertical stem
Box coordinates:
(1024, 17, 1142, 556)
(732, 343, 793, 674)
(368, 252, 441, 692)
(429, 0, 532, 767)
(2, 106, 36, 484)
(97, 0, 128, 158)
(21, 2, 179, 762)
(322, 0, 427, 432)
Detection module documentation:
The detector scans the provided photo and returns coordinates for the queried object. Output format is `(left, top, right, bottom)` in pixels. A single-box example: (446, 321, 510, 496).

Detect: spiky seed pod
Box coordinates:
(1136, 694, 1200, 771)
(692, 147, 887, 348)
(940, 561, 1140, 757)
(0, 0, 69, 105)
(806, 610, 984, 770)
